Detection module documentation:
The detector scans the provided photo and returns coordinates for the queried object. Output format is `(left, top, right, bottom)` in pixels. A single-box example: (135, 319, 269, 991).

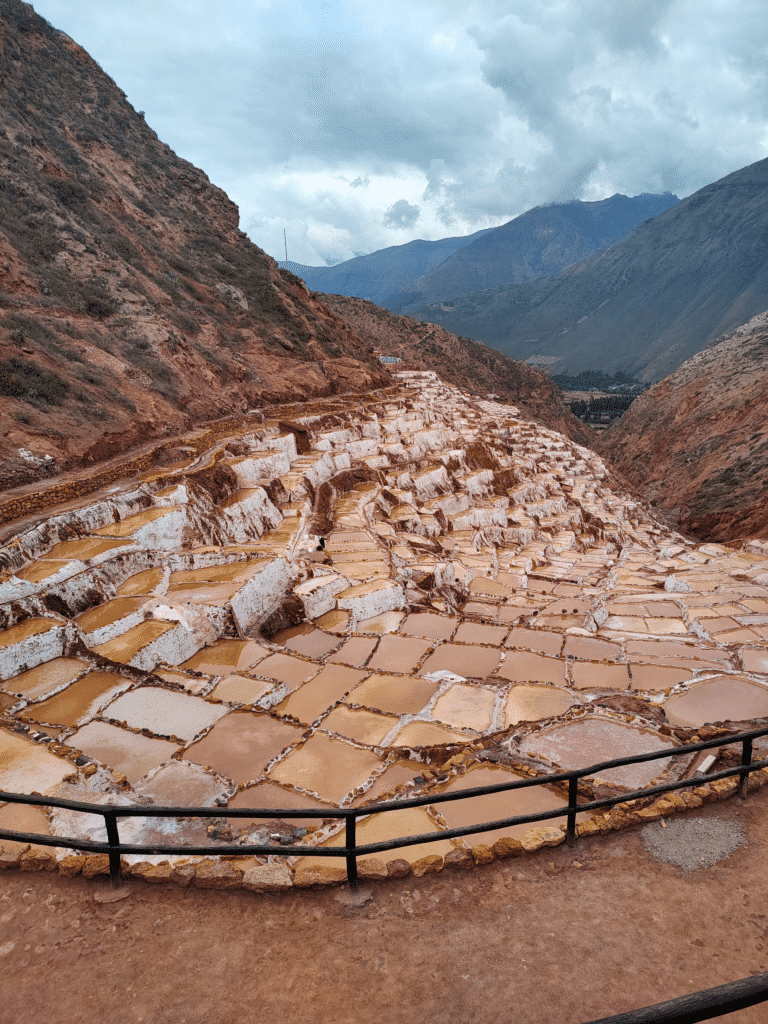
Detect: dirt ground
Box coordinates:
(2, 789, 768, 1024)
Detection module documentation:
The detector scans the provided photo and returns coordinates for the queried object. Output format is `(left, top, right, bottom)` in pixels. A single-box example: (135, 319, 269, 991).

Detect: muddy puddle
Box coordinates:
(0, 728, 72, 793)
(400, 612, 458, 640)
(350, 760, 424, 806)
(116, 568, 166, 596)
(453, 622, 509, 646)
(180, 640, 270, 675)
(320, 704, 400, 746)
(170, 561, 266, 584)
(318, 805, 455, 864)
(14, 559, 72, 584)
(419, 643, 501, 680)
(67, 722, 180, 784)
(276, 665, 368, 725)
(210, 674, 276, 705)
(272, 624, 340, 659)
(391, 720, 468, 746)
(75, 597, 146, 634)
(506, 628, 564, 656)
(629, 664, 694, 691)
(504, 684, 581, 726)
(327, 636, 379, 667)
(314, 609, 351, 634)
(563, 636, 622, 661)
(347, 673, 439, 716)
(569, 662, 631, 690)
(0, 800, 51, 848)
(226, 782, 335, 829)
(497, 651, 567, 685)
(20, 671, 133, 730)
(367, 634, 433, 674)
(0, 618, 61, 649)
(44, 538, 131, 561)
(92, 621, 176, 664)
(355, 611, 405, 635)
(103, 686, 227, 742)
(2, 658, 89, 701)
(432, 683, 496, 731)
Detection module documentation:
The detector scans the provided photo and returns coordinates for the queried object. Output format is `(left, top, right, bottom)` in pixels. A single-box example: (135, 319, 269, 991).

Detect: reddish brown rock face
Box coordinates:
(317, 293, 591, 446)
(598, 315, 768, 543)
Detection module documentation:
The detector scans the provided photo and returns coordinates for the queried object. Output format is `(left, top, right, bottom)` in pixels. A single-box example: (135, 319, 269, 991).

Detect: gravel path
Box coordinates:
(641, 815, 747, 870)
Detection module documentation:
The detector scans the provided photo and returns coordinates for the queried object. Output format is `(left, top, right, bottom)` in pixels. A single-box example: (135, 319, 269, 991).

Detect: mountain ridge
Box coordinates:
(384, 192, 679, 312)
(282, 228, 492, 306)
(406, 158, 768, 381)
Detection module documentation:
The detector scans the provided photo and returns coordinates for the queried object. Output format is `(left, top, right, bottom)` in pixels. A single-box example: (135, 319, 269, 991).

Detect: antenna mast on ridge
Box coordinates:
(284, 229, 288, 265)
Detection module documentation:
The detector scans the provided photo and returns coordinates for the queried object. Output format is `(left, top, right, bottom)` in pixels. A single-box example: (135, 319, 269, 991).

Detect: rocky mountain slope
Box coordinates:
(385, 193, 678, 312)
(318, 292, 592, 447)
(598, 312, 768, 542)
(0, 1, 574, 492)
(408, 158, 768, 382)
(283, 227, 491, 307)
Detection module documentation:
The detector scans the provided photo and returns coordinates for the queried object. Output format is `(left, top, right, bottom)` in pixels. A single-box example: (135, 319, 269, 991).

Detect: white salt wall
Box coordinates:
(294, 572, 351, 619)
(228, 451, 291, 486)
(0, 621, 72, 680)
(218, 488, 282, 545)
(230, 557, 294, 632)
(128, 622, 202, 672)
(130, 507, 188, 552)
(336, 579, 404, 620)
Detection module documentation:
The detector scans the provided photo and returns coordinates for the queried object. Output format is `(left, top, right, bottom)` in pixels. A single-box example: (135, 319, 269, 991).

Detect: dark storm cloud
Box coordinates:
(383, 199, 421, 227)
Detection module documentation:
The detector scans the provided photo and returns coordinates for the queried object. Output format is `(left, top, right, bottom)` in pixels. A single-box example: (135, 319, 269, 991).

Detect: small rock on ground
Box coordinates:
(334, 886, 373, 908)
(93, 885, 134, 903)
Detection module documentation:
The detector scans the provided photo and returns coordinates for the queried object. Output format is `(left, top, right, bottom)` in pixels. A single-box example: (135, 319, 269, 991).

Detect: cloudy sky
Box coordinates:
(32, 0, 768, 266)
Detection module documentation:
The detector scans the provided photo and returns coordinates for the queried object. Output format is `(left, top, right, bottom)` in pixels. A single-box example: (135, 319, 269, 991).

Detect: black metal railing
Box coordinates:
(582, 969, 768, 1023)
(1, 725, 767, 887)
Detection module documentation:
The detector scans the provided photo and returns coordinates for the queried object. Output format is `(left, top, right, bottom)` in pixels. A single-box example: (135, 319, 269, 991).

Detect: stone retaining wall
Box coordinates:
(0, 413, 262, 530)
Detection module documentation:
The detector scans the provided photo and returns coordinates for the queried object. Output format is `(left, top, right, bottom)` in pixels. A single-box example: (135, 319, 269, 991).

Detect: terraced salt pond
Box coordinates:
(2, 371, 768, 885)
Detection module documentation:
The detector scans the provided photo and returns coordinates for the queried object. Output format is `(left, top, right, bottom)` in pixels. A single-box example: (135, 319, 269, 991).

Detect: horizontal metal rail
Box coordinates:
(582, 970, 768, 1023)
(1, 725, 766, 886)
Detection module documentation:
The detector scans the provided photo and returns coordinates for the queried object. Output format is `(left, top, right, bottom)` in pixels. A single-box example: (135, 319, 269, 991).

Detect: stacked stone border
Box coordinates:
(0, 386, 404, 530)
(1, 725, 766, 892)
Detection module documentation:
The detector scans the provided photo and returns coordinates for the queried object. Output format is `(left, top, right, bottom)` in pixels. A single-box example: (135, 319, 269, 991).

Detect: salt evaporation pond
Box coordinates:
(2, 371, 768, 886)
(520, 717, 680, 789)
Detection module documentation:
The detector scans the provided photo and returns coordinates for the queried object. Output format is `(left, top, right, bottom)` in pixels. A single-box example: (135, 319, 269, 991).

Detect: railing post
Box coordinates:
(104, 811, 122, 886)
(345, 815, 358, 888)
(740, 737, 754, 800)
(567, 775, 578, 847)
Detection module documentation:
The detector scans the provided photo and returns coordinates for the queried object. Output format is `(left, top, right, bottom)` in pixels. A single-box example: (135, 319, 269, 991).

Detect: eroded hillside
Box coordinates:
(408, 158, 768, 381)
(598, 313, 768, 542)
(0, 1, 393, 488)
(0, 1, 579, 499)
(317, 293, 592, 447)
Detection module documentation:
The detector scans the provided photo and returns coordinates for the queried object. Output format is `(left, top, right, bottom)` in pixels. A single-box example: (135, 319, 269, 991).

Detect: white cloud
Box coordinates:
(30, 0, 768, 264)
